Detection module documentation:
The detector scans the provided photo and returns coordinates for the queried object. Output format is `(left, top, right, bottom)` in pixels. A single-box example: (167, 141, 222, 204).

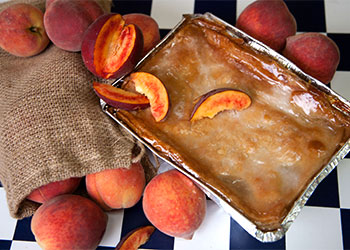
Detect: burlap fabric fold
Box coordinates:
(0, 0, 155, 219)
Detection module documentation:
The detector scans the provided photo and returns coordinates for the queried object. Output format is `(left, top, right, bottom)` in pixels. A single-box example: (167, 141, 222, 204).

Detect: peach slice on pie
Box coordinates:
(190, 88, 251, 121)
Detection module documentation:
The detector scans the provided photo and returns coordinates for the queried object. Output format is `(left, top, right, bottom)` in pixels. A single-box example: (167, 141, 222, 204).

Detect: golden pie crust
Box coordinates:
(113, 17, 350, 231)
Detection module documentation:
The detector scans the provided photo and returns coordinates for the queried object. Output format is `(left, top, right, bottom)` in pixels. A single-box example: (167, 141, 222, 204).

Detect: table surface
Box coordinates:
(1, 0, 350, 249)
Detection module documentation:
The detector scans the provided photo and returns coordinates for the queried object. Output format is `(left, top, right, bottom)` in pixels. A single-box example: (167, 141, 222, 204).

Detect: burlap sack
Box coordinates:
(0, 0, 155, 219)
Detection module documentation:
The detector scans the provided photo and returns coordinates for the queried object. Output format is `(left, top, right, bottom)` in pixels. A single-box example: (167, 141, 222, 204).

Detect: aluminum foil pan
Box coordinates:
(99, 13, 350, 242)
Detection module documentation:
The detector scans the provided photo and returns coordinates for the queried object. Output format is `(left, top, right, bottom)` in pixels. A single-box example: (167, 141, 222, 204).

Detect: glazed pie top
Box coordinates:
(115, 17, 350, 231)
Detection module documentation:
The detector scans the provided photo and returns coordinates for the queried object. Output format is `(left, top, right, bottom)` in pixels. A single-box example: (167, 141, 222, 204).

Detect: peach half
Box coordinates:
(190, 88, 251, 122)
(125, 72, 169, 122)
(116, 225, 155, 250)
(93, 82, 149, 110)
(81, 13, 143, 79)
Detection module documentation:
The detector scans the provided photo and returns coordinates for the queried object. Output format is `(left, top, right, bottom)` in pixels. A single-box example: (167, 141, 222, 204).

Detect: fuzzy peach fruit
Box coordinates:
(86, 162, 146, 210)
(26, 177, 82, 203)
(143, 169, 206, 239)
(0, 3, 50, 57)
(31, 194, 107, 250)
(44, 0, 104, 52)
(283, 33, 340, 84)
(81, 13, 143, 79)
(123, 13, 161, 56)
(236, 0, 296, 52)
(190, 88, 251, 122)
(45, 0, 55, 9)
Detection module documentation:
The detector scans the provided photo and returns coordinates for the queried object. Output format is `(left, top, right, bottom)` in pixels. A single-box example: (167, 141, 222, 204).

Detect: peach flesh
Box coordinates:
(116, 225, 155, 250)
(81, 13, 113, 77)
(129, 72, 169, 122)
(93, 81, 150, 110)
(81, 13, 143, 79)
(0, 3, 50, 57)
(98, 25, 138, 78)
(142, 169, 206, 239)
(190, 88, 252, 121)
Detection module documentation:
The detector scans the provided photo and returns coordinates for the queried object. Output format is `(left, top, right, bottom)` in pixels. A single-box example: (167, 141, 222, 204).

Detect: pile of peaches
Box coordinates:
(0, 0, 341, 249)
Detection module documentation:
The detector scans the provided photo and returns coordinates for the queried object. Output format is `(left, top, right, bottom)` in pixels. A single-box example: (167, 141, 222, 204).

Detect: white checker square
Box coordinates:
(331, 71, 350, 100)
(325, 0, 350, 33)
(10, 241, 41, 250)
(0, 188, 18, 240)
(151, 0, 195, 29)
(337, 158, 350, 209)
(173, 200, 231, 250)
(99, 209, 124, 247)
(286, 206, 343, 250)
(236, 0, 256, 20)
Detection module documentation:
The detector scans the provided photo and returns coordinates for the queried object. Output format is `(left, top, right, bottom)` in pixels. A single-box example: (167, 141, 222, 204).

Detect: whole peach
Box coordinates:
(143, 169, 206, 239)
(0, 3, 50, 57)
(236, 0, 296, 52)
(26, 177, 82, 203)
(86, 162, 146, 210)
(283, 33, 340, 84)
(31, 194, 107, 250)
(44, 0, 104, 52)
(123, 13, 161, 56)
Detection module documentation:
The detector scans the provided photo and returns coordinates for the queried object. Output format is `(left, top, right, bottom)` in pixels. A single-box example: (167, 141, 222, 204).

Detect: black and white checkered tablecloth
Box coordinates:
(1, 0, 350, 249)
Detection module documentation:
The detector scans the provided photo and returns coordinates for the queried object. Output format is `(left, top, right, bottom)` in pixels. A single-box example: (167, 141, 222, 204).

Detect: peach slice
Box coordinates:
(81, 13, 143, 79)
(115, 225, 155, 250)
(190, 88, 251, 122)
(126, 72, 169, 122)
(93, 82, 149, 110)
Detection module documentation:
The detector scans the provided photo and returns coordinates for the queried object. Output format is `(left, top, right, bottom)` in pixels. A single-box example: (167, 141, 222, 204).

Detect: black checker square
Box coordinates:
(230, 218, 285, 250)
(12, 217, 35, 242)
(327, 33, 350, 71)
(285, 0, 326, 33)
(306, 167, 340, 208)
(341, 209, 350, 250)
(0, 240, 11, 250)
(121, 199, 174, 249)
(112, 0, 153, 15)
(194, 0, 237, 25)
